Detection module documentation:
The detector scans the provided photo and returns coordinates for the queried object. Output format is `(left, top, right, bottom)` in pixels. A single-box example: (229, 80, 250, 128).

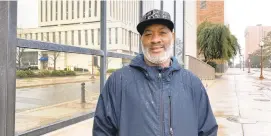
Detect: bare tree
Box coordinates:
(49, 51, 61, 70)
(16, 47, 25, 69)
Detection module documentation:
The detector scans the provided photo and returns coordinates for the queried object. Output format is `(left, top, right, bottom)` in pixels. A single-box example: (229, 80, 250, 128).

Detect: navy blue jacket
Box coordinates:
(93, 54, 218, 136)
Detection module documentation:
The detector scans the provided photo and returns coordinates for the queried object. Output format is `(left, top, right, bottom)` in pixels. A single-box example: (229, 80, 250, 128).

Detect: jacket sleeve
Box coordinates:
(93, 74, 119, 136)
(196, 82, 218, 136)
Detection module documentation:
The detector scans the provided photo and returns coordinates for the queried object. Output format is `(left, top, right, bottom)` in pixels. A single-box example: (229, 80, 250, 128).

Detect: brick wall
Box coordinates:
(197, 0, 224, 25)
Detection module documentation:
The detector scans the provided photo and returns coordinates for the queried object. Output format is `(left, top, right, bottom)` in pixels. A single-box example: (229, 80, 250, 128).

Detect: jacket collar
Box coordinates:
(130, 54, 181, 80)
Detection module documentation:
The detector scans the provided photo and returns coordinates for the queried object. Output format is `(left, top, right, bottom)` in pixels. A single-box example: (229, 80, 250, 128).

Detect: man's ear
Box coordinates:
(172, 32, 175, 41)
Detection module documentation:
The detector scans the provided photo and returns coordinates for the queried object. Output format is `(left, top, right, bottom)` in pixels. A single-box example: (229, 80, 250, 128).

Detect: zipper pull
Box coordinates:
(158, 73, 162, 78)
(170, 127, 174, 136)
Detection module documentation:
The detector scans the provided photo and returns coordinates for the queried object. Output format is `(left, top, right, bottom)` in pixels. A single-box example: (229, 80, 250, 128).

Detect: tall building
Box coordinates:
(18, 0, 155, 71)
(244, 25, 271, 61)
(197, 0, 224, 25)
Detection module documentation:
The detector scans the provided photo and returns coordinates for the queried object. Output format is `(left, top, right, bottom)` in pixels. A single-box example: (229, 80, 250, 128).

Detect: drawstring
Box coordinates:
(169, 95, 173, 136)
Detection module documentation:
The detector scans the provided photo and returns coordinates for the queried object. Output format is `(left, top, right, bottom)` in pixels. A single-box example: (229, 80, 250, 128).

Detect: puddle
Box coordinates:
(254, 98, 270, 102)
(226, 116, 257, 124)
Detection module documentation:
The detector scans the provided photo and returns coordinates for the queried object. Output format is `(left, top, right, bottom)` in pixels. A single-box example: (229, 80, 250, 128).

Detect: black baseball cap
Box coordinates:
(137, 9, 174, 35)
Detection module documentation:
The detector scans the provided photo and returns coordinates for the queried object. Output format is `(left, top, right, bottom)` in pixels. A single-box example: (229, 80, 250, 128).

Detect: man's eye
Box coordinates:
(144, 33, 151, 36)
(160, 32, 167, 34)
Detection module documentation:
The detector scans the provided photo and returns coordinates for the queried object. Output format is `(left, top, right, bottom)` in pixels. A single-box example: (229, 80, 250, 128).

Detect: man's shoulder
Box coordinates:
(107, 66, 136, 81)
(177, 68, 202, 88)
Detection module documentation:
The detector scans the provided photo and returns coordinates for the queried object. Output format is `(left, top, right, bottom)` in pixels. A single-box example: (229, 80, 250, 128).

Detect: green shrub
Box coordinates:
(65, 70, 76, 76)
(24, 70, 36, 77)
(107, 69, 118, 73)
(207, 61, 217, 68)
(74, 67, 89, 72)
(38, 70, 51, 77)
(51, 70, 66, 76)
(16, 70, 28, 78)
(29, 66, 39, 70)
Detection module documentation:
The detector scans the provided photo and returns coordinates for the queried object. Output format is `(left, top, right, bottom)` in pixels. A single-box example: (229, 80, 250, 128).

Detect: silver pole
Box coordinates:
(100, 0, 107, 91)
(0, 1, 17, 136)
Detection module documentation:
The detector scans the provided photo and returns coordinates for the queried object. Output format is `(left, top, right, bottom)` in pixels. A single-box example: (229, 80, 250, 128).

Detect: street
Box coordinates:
(16, 80, 100, 112)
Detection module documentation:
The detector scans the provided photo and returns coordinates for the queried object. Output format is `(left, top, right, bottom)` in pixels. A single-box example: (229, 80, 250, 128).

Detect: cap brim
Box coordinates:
(137, 19, 174, 35)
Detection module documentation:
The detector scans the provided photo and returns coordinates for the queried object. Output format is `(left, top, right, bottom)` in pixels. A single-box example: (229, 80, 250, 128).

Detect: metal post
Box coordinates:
(129, 30, 132, 55)
(182, 1, 185, 66)
(173, 0, 176, 57)
(81, 83, 86, 103)
(248, 56, 251, 73)
(243, 58, 245, 71)
(260, 46, 264, 79)
(100, 0, 107, 90)
(91, 56, 95, 79)
(0, 1, 17, 136)
(139, 0, 143, 53)
(160, 0, 163, 10)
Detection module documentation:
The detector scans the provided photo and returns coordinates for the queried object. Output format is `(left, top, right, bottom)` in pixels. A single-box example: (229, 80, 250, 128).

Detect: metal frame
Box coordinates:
(0, 0, 185, 135)
(0, 1, 17, 136)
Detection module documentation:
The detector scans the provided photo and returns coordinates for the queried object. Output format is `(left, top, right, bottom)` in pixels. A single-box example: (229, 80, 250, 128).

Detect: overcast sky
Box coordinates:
(17, 0, 271, 59)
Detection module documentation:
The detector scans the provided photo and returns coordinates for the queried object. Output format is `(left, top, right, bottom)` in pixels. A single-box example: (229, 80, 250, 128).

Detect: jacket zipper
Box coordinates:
(169, 95, 173, 136)
(159, 73, 164, 136)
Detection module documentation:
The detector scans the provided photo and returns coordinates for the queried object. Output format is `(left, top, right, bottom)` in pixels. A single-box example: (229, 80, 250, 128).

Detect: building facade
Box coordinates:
(197, 0, 224, 25)
(18, 0, 156, 71)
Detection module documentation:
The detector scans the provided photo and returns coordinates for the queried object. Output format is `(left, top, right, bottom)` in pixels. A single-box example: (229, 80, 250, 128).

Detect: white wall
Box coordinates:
(184, 1, 197, 58)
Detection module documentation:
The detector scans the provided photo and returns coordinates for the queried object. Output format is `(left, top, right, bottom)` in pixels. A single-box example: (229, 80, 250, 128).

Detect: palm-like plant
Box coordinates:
(197, 21, 240, 62)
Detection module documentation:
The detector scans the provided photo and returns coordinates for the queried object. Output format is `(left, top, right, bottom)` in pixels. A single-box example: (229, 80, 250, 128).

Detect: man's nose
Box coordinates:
(151, 34, 161, 44)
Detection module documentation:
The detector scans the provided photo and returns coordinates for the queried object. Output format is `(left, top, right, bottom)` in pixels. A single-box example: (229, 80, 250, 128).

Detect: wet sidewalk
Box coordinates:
(209, 68, 271, 136)
(16, 75, 97, 89)
(21, 68, 271, 136)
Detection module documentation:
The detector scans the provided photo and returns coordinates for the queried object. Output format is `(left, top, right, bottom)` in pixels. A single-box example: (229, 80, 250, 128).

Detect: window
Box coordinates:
(53, 32, 56, 42)
(122, 28, 124, 44)
(35, 33, 38, 40)
(115, 28, 118, 44)
(56, 1, 58, 20)
(41, 33, 44, 41)
(125, 30, 127, 45)
(66, 1, 69, 20)
(45, 0, 47, 21)
(89, 1, 91, 17)
(41, 1, 43, 22)
(72, 1, 74, 19)
(78, 30, 81, 45)
(61, 0, 63, 20)
(77, 1, 80, 18)
(50, 0, 53, 21)
(109, 28, 111, 44)
(91, 29, 94, 45)
(59, 31, 61, 44)
(83, 0, 86, 18)
(46, 32, 49, 41)
(85, 30, 88, 45)
(95, 0, 97, 16)
(71, 30, 74, 45)
(98, 28, 100, 45)
(200, 0, 207, 9)
(29, 33, 32, 39)
(65, 31, 67, 44)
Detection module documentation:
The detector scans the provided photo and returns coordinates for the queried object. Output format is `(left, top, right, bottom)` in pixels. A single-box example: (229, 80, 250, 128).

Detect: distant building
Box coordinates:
(245, 25, 271, 61)
(18, 0, 154, 71)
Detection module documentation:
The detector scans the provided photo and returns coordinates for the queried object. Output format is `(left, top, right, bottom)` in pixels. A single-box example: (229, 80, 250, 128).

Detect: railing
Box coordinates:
(185, 55, 215, 80)
(0, 1, 139, 136)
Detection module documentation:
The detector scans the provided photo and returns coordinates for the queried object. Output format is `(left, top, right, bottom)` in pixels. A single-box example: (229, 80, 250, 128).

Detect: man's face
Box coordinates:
(141, 24, 174, 64)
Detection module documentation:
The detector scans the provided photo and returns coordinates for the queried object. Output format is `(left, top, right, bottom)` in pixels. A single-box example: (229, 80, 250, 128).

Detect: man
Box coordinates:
(93, 9, 218, 136)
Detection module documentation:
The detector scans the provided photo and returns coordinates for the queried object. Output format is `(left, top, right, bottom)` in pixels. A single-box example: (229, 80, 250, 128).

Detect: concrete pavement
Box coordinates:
(209, 68, 271, 136)
(20, 68, 271, 136)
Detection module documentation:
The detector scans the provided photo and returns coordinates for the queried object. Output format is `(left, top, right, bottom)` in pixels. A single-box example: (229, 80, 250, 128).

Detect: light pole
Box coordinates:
(240, 54, 242, 70)
(248, 53, 251, 73)
(259, 40, 264, 80)
(243, 55, 245, 71)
